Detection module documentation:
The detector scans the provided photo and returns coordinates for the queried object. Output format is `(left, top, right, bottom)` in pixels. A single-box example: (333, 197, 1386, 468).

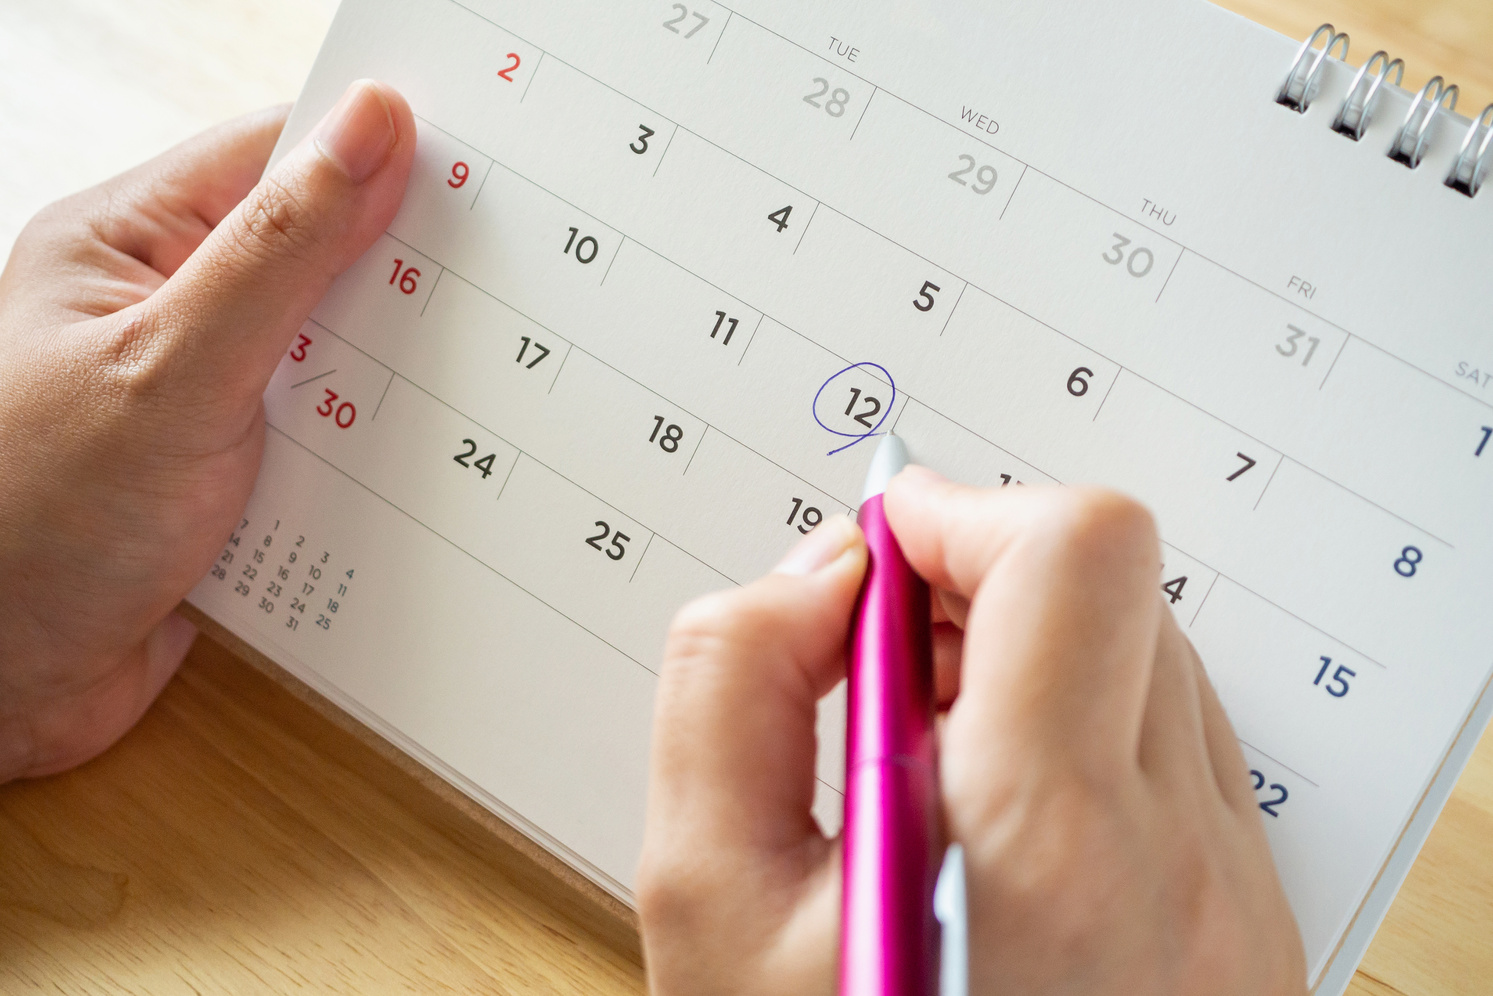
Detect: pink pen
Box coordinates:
(841, 434, 940, 996)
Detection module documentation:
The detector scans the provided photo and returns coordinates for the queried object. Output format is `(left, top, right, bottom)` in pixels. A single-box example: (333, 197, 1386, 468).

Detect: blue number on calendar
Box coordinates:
(813, 362, 896, 456)
(1394, 546, 1423, 578)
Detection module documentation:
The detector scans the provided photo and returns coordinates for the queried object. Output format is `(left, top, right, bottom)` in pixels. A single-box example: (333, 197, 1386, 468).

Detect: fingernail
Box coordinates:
(312, 80, 397, 184)
(773, 514, 859, 576)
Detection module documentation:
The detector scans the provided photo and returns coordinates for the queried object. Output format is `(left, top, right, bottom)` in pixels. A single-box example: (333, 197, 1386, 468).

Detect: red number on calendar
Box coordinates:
(317, 389, 356, 429)
(290, 333, 312, 362)
(497, 53, 521, 82)
(389, 259, 420, 295)
(449, 161, 470, 188)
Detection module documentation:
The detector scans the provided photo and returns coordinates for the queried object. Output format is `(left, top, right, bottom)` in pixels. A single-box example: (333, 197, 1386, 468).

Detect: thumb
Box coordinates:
(639, 515, 865, 994)
(141, 79, 415, 412)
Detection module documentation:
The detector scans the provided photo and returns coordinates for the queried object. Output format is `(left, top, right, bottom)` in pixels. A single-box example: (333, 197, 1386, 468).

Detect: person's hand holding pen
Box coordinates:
(638, 471, 1308, 995)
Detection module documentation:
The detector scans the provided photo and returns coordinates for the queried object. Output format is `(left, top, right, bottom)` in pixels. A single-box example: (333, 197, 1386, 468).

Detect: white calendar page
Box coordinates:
(187, 0, 1493, 989)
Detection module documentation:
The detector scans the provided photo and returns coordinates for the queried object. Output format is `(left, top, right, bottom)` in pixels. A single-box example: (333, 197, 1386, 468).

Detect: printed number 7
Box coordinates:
(663, 5, 710, 38)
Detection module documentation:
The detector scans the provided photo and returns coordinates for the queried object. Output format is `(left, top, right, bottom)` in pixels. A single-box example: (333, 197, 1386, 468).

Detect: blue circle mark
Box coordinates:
(813, 362, 897, 457)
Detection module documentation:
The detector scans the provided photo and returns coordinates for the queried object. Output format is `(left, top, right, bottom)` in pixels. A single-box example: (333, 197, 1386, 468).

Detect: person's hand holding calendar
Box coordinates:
(0, 81, 416, 782)
(640, 472, 1308, 995)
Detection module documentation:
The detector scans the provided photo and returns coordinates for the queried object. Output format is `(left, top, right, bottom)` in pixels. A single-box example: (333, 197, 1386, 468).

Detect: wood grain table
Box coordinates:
(1, 1, 1489, 993)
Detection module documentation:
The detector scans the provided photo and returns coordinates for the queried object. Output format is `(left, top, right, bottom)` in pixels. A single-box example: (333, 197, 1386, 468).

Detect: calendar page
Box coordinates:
(187, 0, 1493, 989)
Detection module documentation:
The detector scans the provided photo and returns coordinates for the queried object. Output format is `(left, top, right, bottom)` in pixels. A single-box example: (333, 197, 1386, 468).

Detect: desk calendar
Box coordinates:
(186, 0, 1493, 989)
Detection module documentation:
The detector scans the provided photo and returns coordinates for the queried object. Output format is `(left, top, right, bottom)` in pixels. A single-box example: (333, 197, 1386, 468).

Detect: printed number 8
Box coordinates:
(1394, 545, 1422, 577)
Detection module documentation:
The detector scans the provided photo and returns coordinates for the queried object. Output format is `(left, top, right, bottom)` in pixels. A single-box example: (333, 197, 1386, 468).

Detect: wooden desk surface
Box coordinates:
(1, 2, 1489, 993)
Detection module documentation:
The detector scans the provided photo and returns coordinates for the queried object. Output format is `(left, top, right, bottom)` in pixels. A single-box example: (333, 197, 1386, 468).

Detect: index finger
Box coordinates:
(884, 468, 1163, 785)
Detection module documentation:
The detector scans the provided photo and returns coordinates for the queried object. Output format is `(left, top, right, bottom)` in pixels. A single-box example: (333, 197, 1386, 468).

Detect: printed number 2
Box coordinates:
(497, 53, 521, 82)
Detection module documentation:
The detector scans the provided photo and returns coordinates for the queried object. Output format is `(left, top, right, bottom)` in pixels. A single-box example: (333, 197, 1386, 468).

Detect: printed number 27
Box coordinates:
(663, 5, 710, 37)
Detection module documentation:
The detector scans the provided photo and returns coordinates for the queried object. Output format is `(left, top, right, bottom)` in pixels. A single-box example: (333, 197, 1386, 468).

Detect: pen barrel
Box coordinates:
(841, 493, 939, 996)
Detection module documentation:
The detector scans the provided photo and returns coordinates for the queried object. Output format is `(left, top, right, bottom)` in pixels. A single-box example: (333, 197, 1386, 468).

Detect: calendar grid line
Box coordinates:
(691, 3, 1493, 414)
(468, 160, 495, 210)
(681, 425, 708, 477)
(263, 423, 662, 675)
(1319, 334, 1351, 391)
(1091, 369, 1121, 422)
(736, 312, 766, 366)
(369, 370, 397, 423)
(354, 84, 1444, 682)
(1239, 739, 1320, 788)
(653, 123, 681, 178)
(1252, 454, 1284, 511)
(999, 165, 1027, 222)
(792, 202, 820, 255)
(628, 533, 655, 583)
(1155, 248, 1185, 303)
(451, 0, 1491, 414)
(363, 248, 852, 521)
(519, 50, 545, 104)
(1283, 457, 1453, 549)
(849, 87, 877, 142)
(938, 282, 967, 337)
(1186, 573, 1220, 628)
(290, 369, 338, 391)
(387, 123, 1461, 618)
(707, 11, 733, 65)
(419, 268, 445, 317)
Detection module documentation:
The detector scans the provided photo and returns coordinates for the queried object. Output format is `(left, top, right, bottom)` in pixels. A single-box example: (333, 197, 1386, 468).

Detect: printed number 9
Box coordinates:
(449, 162, 469, 188)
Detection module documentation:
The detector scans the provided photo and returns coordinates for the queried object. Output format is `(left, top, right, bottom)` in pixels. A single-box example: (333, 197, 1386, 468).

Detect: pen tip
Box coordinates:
(862, 434, 910, 502)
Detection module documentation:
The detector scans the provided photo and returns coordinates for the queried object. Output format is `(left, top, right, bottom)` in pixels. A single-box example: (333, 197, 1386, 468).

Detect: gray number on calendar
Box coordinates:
(804, 78, 850, 117)
(663, 5, 710, 38)
(948, 155, 998, 194)
(1276, 325, 1321, 366)
(1102, 233, 1154, 278)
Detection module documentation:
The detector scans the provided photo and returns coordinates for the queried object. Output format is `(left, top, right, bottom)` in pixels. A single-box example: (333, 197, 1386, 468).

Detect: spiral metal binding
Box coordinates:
(1277, 23, 1350, 112)
(1446, 104, 1493, 197)
(1389, 77, 1459, 169)
(1332, 51, 1404, 141)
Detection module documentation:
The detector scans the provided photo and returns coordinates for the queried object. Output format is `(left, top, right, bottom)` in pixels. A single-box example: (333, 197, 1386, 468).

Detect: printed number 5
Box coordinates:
(663, 5, 710, 37)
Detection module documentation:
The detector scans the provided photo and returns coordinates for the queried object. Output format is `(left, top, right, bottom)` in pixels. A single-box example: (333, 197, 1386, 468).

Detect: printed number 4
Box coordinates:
(663, 5, 710, 37)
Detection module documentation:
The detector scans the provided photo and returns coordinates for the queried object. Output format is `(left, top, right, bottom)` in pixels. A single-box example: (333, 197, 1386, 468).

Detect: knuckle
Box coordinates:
(664, 588, 773, 667)
(225, 173, 319, 264)
(974, 778, 1133, 953)
(1039, 487, 1158, 565)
